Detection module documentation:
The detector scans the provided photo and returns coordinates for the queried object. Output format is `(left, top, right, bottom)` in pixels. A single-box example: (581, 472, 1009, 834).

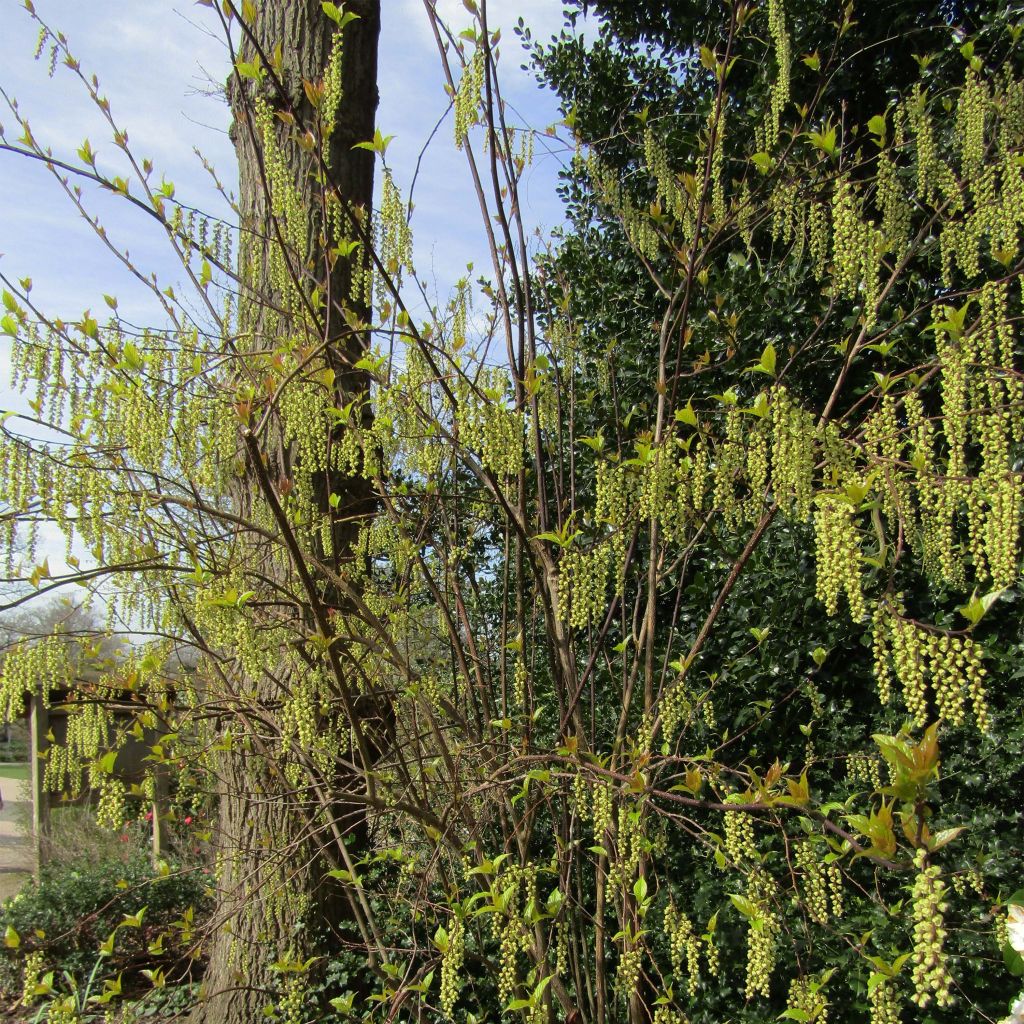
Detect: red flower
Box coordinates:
(145, 810, 153, 822)
(184, 816, 193, 825)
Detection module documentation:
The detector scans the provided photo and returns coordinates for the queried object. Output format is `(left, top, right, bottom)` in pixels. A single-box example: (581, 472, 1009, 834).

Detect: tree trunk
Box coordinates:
(192, 3, 380, 1021)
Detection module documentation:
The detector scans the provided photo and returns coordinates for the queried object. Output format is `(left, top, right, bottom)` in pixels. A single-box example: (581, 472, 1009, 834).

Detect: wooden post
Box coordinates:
(152, 762, 169, 866)
(29, 691, 50, 879)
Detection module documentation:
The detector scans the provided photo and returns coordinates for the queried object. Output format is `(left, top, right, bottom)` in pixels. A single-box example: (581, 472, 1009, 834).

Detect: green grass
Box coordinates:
(0, 763, 29, 782)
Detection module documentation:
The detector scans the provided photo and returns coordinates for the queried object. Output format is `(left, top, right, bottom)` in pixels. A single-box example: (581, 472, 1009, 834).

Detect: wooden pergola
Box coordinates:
(25, 690, 170, 878)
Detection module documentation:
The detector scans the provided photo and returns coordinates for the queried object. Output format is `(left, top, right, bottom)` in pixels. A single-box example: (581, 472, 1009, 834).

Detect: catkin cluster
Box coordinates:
(910, 850, 954, 1008)
(795, 842, 830, 924)
(455, 48, 484, 149)
(320, 30, 345, 152)
(723, 809, 757, 864)
(653, 1006, 688, 1024)
(664, 903, 702, 994)
(489, 863, 534, 1006)
(43, 998, 79, 1024)
(847, 753, 883, 792)
(869, 977, 901, 1024)
(608, 803, 644, 892)
(813, 495, 866, 620)
(764, 0, 791, 150)
(379, 169, 413, 291)
(615, 941, 644, 998)
(560, 546, 610, 630)
(439, 918, 465, 1017)
(770, 387, 815, 521)
(787, 976, 829, 1024)
(744, 869, 779, 999)
(885, 614, 990, 731)
(20, 950, 45, 1007)
(592, 779, 613, 844)
(276, 977, 306, 1024)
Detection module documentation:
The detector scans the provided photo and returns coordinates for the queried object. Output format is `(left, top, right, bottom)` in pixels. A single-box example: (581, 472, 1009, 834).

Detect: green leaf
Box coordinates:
(333, 239, 361, 258)
(729, 893, 758, 918)
(534, 531, 565, 545)
(532, 523, 580, 548)
(957, 588, 1004, 626)
(806, 124, 838, 156)
(674, 400, 698, 427)
(329, 993, 356, 1014)
(352, 127, 394, 156)
(928, 826, 966, 852)
(235, 59, 263, 81)
(121, 907, 146, 928)
(743, 392, 770, 418)
(353, 353, 386, 373)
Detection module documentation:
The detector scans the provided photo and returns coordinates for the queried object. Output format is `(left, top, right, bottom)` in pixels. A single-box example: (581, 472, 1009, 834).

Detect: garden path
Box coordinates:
(0, 775, 33, 901)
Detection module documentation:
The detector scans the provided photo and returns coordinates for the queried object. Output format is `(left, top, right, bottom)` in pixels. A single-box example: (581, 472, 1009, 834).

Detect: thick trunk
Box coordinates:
(192, 3, 380, 1021)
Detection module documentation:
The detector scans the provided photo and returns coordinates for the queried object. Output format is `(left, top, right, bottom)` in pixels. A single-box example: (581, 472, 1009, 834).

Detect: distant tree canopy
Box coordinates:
(1, 1, 1024, 1023)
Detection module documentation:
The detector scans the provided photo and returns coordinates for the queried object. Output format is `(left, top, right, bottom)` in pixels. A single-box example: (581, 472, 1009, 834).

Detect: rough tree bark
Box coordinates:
(191, 3, 381, 1022)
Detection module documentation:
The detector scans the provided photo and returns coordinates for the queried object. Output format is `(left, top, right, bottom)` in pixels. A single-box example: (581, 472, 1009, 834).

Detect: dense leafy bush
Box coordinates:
(0, 849, 209, 1001)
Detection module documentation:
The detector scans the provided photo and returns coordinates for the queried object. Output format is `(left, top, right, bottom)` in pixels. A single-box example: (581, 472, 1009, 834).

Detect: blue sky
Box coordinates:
(0, 0, 589, 590)
(0, 0, 581, 323)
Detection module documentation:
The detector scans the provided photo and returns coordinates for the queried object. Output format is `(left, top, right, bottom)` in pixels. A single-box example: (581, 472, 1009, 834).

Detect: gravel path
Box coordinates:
(0, 776, 33, 902)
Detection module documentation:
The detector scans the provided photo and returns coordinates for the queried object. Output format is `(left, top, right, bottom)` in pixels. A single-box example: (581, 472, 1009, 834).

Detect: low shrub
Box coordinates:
(0, 849, 210, 1005)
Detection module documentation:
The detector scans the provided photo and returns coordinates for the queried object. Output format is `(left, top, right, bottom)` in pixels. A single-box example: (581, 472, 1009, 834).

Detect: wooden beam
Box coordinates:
(29, 692, 49, 879)
(151, 762, 169, 866)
